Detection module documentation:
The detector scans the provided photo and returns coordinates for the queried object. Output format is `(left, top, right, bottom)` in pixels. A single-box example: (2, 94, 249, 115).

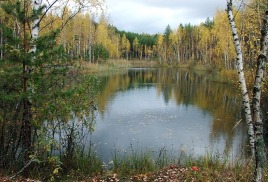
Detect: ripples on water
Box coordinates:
(91, 68, 247, 163)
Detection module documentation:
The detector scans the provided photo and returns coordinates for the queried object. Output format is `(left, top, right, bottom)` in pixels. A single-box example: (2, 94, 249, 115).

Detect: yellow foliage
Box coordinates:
(212, 10, 236, 68)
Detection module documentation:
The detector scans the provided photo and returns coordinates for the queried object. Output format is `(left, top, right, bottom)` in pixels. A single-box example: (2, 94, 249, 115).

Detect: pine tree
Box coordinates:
(0, 0, 102, 176)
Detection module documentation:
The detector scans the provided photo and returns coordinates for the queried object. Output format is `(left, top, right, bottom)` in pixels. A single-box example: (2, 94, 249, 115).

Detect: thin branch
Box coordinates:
(232, 119, 242, 131)
(38, 0, 59, 25)
(39, 16, 58, 32)
(10, 158, 36, 179)
(234, 0, 244, 19)
(60, 8, 82, 31)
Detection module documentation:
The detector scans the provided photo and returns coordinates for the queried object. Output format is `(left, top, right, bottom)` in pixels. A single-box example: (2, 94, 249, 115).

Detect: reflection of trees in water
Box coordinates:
(97, 68, 246, 154)
(0, 75, 98, 171)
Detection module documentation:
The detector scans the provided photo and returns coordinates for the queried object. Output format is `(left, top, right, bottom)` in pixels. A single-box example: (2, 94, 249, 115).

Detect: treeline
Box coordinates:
(56, 14, 159, 62)
(0, 0, 265, 68)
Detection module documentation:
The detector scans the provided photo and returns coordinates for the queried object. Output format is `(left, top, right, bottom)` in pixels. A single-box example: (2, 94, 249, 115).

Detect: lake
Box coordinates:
(90, 68, 248, 163)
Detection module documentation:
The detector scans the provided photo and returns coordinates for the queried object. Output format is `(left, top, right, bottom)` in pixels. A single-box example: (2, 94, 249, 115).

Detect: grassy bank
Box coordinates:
(4, 148, 267, 181)
(92, 148, 267, 181)
(76, 59, 244, 85)
(72, 59, 157, 74)
(76, 59, 131, 73)
(71, 59, 205, 74)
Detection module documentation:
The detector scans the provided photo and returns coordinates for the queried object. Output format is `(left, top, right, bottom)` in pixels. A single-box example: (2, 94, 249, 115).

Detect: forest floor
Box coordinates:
(0, 164, 263, 181)
(91, 164, 257, 182)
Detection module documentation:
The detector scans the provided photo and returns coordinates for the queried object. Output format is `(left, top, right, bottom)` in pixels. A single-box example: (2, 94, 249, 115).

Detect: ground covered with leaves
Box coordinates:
(1, 163, 268, 181)
(92, 164, 254, 182)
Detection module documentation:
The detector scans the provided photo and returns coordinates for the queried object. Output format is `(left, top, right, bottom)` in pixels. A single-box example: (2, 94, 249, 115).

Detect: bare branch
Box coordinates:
(38, 0, 59, 25)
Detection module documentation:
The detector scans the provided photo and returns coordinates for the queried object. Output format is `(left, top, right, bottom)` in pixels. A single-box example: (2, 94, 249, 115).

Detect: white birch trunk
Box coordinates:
(88, 20, 91, 62)
(252, 4, 268, 181)
(29, 0, 42, 54)
(27, 0, 42, 99)
(227, 0, 255, 156)
(177, 44, 180, 63)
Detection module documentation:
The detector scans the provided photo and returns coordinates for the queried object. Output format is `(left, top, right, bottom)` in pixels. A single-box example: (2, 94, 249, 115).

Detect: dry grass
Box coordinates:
(71, 59, 132, 74)
(130, 59, 158, 67)
(2, 162, 267, 181)
(90, 161, 267, 181)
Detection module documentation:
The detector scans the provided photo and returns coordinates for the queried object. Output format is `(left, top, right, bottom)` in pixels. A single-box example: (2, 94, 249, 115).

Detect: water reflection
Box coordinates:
(0, 67, 248, 171)
(94, 68, 247, 162)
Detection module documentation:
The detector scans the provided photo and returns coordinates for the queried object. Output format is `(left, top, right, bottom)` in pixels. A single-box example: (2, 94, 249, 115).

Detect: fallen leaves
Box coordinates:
(191, 166, 199, 171)
(2, 164, 256, 181)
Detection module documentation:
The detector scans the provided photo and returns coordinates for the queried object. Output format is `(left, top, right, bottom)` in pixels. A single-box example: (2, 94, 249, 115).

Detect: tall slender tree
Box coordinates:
(226, 0, 255, 156)
(0, 0, 103, 175)
(227, 0, 267, 181)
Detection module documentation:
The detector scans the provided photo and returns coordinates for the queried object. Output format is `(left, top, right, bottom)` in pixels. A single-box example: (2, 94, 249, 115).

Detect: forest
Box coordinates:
(19, 0, 261, 69)
(0, 0, 268, 181)
(0, 0, 265, 68)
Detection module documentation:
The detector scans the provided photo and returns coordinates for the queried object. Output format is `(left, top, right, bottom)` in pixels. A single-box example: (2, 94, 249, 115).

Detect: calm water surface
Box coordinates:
(92, 68, 247, 162)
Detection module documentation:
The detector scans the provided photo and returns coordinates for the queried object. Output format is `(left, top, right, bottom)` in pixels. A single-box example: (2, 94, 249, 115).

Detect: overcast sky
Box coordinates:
(105, 0, 227, 34)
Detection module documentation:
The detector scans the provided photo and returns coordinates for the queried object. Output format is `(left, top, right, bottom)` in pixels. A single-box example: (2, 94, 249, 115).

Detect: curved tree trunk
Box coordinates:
(252, 2, 268, 181)
(226, 0, 255, 156)
(227, 1, 268, 181)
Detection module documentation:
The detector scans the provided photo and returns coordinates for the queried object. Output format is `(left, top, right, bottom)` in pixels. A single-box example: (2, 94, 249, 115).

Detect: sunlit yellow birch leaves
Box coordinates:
(212, 10, 236, 69)
(121, 34, 130, 59)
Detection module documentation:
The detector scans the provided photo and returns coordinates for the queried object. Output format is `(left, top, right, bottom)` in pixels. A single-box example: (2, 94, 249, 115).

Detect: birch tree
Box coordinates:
(213, 10, 236, 69)
(21, 0, 44, 166)
(121, 34, 130, 59)
(227, 1, 267, 181)
(169, 31, 179, 63)
(251, 1, 268, 179)
(164, 25, 172, 63)
(157, 34, 164, 64)
(133, 37, 139, 59)
(227, 0, 255, 155)
(198, 25, 210, 65)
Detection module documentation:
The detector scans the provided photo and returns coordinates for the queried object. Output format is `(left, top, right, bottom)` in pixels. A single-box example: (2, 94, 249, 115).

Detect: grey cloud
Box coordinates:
(106, 0, 226, 34)
(114, 0, 226, 11)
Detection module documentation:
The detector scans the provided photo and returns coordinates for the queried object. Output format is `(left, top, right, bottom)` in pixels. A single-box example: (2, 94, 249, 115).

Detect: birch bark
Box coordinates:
(21, 0, 42, 172)
(226, 0, 255, 156)
(22, 0, 42, 164)
(29, 0, 42, 54)
(227, 1, 268, 181)
(252, 3, 268, 181)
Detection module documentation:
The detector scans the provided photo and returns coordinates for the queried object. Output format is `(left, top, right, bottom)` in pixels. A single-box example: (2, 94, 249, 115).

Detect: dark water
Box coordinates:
(0, 67, 249, 170)
(91, 68, 247, 163)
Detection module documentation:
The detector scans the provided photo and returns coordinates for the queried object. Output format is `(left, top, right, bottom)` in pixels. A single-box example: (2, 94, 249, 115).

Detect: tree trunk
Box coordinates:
(0, 17, 3, 60)
(22, 0, 42, 169)
(226, 0, 255, 156)
(29, 0, 42, 54)
(252, 4, 268, 181)
(227, 1, 268, 181)
(177, 45, 180, 63)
